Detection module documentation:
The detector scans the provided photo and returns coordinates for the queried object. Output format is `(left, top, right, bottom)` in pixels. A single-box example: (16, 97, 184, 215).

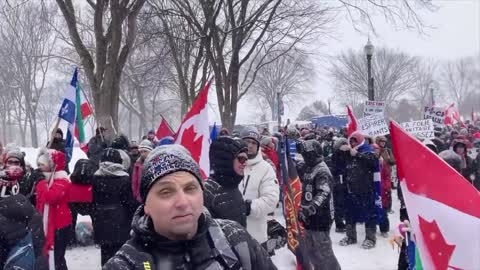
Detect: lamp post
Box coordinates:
(364, 38, 375, 101)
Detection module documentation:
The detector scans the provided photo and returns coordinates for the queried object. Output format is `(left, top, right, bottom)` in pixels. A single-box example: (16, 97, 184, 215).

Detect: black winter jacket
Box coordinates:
(103, 207, 277, 270)
(299, 160, 334, 231)
(344, 146, 378, 194)
(19, 168, 44, 206)
(204, 176, 247, 227)
(92, 169, 139, 246)
(0, 194, 48, 270)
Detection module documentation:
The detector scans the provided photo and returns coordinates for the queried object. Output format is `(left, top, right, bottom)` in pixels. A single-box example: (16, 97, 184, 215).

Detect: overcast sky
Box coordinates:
(224, 0, 480, 125)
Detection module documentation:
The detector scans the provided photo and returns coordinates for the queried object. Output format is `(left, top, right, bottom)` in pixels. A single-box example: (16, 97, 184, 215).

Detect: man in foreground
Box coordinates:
(104, 145, 277, 270)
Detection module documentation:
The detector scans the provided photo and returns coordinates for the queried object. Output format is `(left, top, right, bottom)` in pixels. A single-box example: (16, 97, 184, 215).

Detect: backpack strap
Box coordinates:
(208, 220, 250, 270)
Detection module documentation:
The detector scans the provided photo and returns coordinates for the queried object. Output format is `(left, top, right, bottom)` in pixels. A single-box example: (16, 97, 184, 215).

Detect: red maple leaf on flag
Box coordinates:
(418, 216, 457, 270)
(180, 125, 203, 167)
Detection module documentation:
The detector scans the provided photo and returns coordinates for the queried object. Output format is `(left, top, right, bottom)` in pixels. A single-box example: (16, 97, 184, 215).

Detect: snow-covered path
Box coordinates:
(66, 196, 400, 270)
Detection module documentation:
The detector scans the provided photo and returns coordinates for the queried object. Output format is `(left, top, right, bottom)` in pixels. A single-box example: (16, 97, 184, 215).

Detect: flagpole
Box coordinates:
(47, 118, 61, 148)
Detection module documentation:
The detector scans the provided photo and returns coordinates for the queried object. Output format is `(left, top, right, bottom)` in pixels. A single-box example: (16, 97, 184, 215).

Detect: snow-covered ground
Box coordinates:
(66, 195, 401, 270)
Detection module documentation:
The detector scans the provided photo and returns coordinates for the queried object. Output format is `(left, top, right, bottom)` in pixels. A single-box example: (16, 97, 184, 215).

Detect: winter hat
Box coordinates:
(37, 148, 66, 172)
(141, 144, 203, 202)
(138, 140, 154, 152)
(349, 131, 365, 145)
(4, 149, 26, 170)
(219, 128, 230, 136)
(423, 139, 438, 154)
(55, 128, 64, 138)
(260, 136, 273, 147)
(286, 127, 300, 140)
(158, 136, 174, 146)
(460, 128, 469, 136)
(209, 137, 247, 183)
(439, 150, 462, 173)
(240, 126, 260, 145)
(100, 148, 123, 165)
(148, 129, 156, 135)
(333, 137, 348, 150)
(111, 134, 131, 151)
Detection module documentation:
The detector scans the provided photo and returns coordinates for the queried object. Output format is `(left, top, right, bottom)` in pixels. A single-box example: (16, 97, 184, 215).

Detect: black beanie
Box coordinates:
(209, 136, 247, 187)
(141, 145, 203, 203)
(100, 148, 123, 164)
(111, 134, 131, 151)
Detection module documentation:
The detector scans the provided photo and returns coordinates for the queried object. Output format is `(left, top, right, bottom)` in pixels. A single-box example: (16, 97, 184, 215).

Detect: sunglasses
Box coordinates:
(236, 155, 248, 164)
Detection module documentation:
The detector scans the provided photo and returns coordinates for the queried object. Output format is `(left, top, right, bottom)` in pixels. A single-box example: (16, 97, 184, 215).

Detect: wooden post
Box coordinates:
(47, 118, 61, 148)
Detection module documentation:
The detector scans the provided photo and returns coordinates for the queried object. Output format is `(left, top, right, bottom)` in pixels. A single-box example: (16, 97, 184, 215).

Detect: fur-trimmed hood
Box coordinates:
(37, 148, 66, 172)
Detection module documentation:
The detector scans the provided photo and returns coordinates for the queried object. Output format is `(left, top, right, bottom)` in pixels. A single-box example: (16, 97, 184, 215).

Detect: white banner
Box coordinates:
(358, 113, 390, 137)
(364, 100, 386, 117)
(423, 106, 445, 128)
(400, 119, 435, 140)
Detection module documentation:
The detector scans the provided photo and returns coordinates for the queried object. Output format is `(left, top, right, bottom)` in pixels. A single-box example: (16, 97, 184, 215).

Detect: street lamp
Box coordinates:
(364, 38, 375, 101)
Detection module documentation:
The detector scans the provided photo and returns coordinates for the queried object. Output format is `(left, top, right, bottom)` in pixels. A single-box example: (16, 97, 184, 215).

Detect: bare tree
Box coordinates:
(330, 47, 419, 109)
(441, 56, 478, 115)
(146, 1, 212, 117)
(297, 100, 329, 121)
(410, 59, 439, 117)
(247, 49, 314, 121)
(0, 1, 57, 146)
(55, 0, 147, 135)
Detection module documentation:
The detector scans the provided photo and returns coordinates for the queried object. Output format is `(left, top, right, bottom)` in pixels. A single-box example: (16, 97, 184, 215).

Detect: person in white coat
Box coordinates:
(239, 126, 280, 245)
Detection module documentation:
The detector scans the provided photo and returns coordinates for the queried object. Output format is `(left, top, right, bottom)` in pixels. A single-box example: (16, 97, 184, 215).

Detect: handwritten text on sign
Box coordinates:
(364, 101, 386, 117)
(358, 113, 390, 137)
(401, 119, 434, 139)
(423, 106, 445, 127)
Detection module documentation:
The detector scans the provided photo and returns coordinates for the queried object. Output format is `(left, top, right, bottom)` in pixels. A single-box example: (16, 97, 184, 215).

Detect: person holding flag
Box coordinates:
(338, 131, 380, 249)
(296, 139, 341, 270)
(35, 149, 72, 270)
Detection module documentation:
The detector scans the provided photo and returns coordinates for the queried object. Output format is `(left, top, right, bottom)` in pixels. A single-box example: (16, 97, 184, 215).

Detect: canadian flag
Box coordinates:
(156, 115, 175, 140)
(346, 105, 358, 136)
(391, 121, 480, 269)
(175, 81, 211, 179)
(444, 103, 461, 126)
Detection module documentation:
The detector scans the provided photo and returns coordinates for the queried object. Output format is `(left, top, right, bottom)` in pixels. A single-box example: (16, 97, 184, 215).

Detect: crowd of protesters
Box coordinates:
(1, 118, 479, 270)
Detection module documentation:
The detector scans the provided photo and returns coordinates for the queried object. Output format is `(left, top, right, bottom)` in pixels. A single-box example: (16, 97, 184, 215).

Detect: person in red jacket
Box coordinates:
(36, 149, 72, 270)
(131, 140, 153, 202)
(261, 136, 280, 180)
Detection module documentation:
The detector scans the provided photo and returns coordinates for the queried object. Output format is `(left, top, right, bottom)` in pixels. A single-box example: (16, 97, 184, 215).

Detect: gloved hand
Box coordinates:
(245, 200, 252, 216)
(0, 215, 28, 247)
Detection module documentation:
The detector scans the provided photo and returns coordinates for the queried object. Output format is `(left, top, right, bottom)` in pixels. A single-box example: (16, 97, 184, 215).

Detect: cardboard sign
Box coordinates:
(358, 113, 390, 137)
(364, 101, 386, 117)
(423, 106, 445, 128)
(400, 119, 435, 140)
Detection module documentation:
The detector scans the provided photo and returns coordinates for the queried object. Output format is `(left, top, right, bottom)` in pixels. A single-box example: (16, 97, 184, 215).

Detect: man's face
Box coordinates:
(378, 140, 387, 148)
(144, 171, 203, 240)
(130, 147, 139, 156)
(54, 133, 62, 139)
(233, 152, 248, 176)
(37, 163, 50, 173)
(243, 138, 259, 158)
(349, 138, 358, 148)
(139, 149, 150, 160)
(452, 132, 458, 139)
(148, 134, 155, 140)
(455, 145, 465, 155)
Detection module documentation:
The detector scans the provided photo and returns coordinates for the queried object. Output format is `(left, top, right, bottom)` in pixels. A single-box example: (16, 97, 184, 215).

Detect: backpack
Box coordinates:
(4, 231, 35, 270)
(71, 159, 98, 185)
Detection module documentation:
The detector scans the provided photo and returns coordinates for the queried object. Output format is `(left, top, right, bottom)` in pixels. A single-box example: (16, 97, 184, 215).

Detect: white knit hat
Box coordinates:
(138, 140, 154, 152)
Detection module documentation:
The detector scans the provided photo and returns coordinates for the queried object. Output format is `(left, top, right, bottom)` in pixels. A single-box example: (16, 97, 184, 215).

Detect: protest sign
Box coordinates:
(358, 113, 389, 137)
(364, 101, 386, 117)
(423, 106, 445, 127)
(400, 119, 434, 140)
